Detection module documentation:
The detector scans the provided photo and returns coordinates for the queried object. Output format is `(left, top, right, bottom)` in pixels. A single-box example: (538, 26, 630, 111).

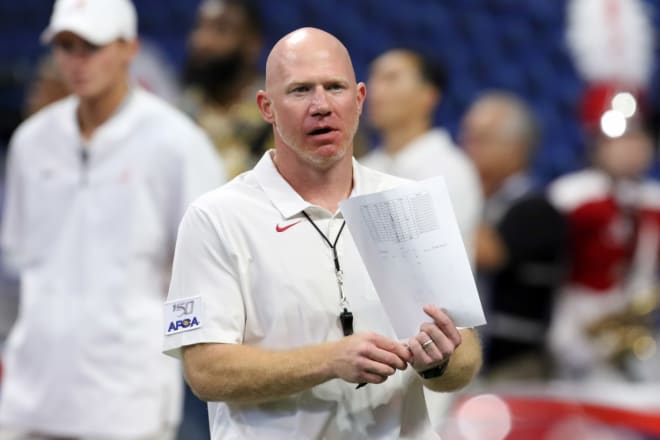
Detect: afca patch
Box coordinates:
(164, 296, 203, 335)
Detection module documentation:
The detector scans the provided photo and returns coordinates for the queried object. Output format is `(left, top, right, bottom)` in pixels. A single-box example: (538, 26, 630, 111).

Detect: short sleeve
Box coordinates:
(163, 203, 245, 358)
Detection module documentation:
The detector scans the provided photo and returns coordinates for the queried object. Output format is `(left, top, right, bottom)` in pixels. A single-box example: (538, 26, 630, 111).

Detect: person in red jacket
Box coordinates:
(548, 111, 660, 380)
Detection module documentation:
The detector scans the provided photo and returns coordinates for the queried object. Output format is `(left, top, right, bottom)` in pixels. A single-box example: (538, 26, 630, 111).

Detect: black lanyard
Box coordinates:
(301, 211, 354, 336)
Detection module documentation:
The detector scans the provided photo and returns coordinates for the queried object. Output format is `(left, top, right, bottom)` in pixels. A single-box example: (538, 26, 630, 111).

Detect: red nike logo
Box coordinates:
(275, 220, 301, 232)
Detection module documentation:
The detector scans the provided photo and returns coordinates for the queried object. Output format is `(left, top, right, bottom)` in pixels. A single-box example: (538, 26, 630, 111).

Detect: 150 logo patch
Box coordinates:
(164, 296, 203, 335)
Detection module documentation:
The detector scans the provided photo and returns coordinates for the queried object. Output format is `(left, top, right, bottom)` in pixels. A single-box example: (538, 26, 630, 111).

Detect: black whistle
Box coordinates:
(339, 308, 354, 336)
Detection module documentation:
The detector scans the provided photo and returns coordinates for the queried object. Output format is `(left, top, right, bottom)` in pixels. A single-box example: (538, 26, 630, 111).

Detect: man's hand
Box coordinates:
(476, 223, 507, 270)
(407, 305, 462, 372)
(328, 332, 411, 385)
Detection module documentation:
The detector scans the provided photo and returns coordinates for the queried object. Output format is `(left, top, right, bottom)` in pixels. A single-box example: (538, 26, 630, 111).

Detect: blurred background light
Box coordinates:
(600, 109, 627, 138)
(456, 393, 512, 440)
(611, 92, 637, 118)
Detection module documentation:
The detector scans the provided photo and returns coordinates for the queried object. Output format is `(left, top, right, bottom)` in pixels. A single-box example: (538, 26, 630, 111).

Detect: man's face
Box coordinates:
(259, 37, 366, 170)
(188, 2, 253, 63)
(52, 32, 135, 100)
(367, 51, 435, 131)
(461, 101, 523, 191)
(596, 131, 653, 179)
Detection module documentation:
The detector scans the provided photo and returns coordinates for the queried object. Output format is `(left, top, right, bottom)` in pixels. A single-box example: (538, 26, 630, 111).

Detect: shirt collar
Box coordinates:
(253, 149, 363, 219)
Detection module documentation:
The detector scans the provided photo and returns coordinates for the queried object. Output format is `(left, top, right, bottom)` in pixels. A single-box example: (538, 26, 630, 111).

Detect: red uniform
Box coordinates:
(550, 169, 660, 293)
(547, 169, 660, 378)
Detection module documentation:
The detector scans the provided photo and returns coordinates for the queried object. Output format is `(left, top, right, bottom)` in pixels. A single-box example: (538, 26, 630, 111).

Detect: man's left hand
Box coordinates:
(407, 305, 462, 372)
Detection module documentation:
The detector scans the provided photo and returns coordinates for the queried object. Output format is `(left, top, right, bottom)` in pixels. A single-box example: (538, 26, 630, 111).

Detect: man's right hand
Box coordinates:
(182, 334, 414, 404)
(328, 333, 411, 384)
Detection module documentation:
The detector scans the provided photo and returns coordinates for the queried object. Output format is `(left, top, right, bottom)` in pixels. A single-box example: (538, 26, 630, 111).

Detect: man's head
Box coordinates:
(367, 49, 446, 133)
(592, 128, 654, 180)
(256, 28, 366, 171)
(183, 0, 263, 100)
(580, 87, 654, 180)
(41, 0, 139, 100)
(461, 92, 538, 196)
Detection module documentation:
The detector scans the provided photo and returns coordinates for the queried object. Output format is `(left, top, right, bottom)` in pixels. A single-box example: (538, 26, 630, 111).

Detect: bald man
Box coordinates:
(461, 92, 566, 380)
(163, 28, 481, 439)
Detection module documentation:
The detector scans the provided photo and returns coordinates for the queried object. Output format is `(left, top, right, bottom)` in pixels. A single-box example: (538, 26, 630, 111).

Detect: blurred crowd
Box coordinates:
(1, 0, 660, 439)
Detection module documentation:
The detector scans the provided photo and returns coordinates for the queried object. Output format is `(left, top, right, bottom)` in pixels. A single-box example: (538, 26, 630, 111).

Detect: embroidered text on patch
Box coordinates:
(164, 296, 203, 335)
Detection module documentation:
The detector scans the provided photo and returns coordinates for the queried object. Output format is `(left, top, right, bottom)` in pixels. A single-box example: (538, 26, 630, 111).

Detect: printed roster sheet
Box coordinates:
(339, 176, 486, 339)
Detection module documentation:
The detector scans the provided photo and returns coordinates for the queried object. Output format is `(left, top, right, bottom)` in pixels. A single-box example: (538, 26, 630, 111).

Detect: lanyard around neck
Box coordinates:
(301, 210, 354, 336)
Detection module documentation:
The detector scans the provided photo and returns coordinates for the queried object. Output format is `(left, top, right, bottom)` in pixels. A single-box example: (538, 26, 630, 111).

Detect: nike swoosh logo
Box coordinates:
(275, 220, 301, 233)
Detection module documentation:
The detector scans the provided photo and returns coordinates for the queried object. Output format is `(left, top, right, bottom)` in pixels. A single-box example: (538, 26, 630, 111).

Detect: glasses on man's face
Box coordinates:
(53, 39, 103, 57)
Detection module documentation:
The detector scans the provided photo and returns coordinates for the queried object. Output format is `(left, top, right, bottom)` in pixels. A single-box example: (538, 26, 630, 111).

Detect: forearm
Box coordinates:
(183, 342, 339, 404)
(422, 328, 482, 392)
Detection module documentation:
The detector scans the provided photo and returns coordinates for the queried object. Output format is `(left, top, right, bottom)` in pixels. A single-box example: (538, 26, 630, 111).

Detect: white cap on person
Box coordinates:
(41, 0, 137, 46)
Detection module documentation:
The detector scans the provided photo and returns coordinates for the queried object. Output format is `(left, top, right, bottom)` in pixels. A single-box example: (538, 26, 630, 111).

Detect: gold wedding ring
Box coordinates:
(421, 339, 433, 349)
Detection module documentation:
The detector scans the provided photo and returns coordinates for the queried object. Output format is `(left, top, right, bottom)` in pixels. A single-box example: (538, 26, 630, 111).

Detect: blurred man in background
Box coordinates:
(362, 49, 482, 259)
(361, 48, 483, 433)
(0, 0, 224, 438)
(462, 92, 567, 381)
(180, 0, 270, 178)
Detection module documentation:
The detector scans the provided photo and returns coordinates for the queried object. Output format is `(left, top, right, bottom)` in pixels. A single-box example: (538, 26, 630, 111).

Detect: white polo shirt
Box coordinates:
(361, 128, 482, 262)
(0, 88, 225, 437)
(164, 151, 437, 439)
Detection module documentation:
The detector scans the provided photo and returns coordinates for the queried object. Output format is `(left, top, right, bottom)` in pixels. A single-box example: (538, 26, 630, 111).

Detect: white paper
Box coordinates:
(339, 176, 486, 339)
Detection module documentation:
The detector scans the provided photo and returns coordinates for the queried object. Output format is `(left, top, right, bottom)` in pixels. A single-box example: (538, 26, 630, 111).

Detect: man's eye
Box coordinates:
(55, 41, 75, 52)
(54, 40, 101, 54)
(84, 42, 101, 52)
(291, 86, 309, 93)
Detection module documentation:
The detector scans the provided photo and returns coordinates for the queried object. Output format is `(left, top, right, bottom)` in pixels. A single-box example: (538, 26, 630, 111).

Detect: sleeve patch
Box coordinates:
(164, 296, 203, 335)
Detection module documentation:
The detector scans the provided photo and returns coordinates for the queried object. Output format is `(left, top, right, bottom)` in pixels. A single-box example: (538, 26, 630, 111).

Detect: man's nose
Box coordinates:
(310, 87, 331, 116)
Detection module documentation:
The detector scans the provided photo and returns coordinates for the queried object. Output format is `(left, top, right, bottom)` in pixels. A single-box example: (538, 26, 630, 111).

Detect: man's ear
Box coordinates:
(120, 38, 140, 68)
(426, 87, 440, 109)
(256, 90, 275, 124)
(356, 82, 367, 116)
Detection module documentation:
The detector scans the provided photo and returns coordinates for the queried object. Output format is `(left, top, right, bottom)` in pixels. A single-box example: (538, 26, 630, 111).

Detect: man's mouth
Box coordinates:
(308, 127, 335, 136)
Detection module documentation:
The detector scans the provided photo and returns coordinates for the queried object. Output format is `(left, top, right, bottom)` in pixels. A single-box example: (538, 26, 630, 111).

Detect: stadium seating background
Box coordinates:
(1, 0, 659, 182)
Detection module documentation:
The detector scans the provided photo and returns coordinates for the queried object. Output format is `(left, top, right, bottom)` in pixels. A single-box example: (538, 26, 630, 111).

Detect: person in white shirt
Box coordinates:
(0, 0, 225, 439)
(163, 27, 482, 439)
(361, 48, 483, 432)
(362, 49, 483, 260)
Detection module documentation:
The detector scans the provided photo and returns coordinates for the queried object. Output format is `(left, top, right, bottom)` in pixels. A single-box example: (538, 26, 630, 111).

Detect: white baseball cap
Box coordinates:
(41, 0, 138, 46)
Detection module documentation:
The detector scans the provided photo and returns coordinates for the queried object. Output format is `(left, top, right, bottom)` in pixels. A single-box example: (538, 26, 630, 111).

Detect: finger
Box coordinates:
(433, 335, 455, 360)
(420, 322, 456, 359)
(368, 346, 409, 371)
(415, 331, 433, 347)
(409, 333, 433, 366)
(418, 338, 443, 362)
(370, 334, 412, 366)
(422, 331, 454, 361)
(360, 371, 389, 385)
(416, 331, 445, 363)
(424, 305, 462, 346)
(357, 357, 397, 379)
(352, 333, 408, 371)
